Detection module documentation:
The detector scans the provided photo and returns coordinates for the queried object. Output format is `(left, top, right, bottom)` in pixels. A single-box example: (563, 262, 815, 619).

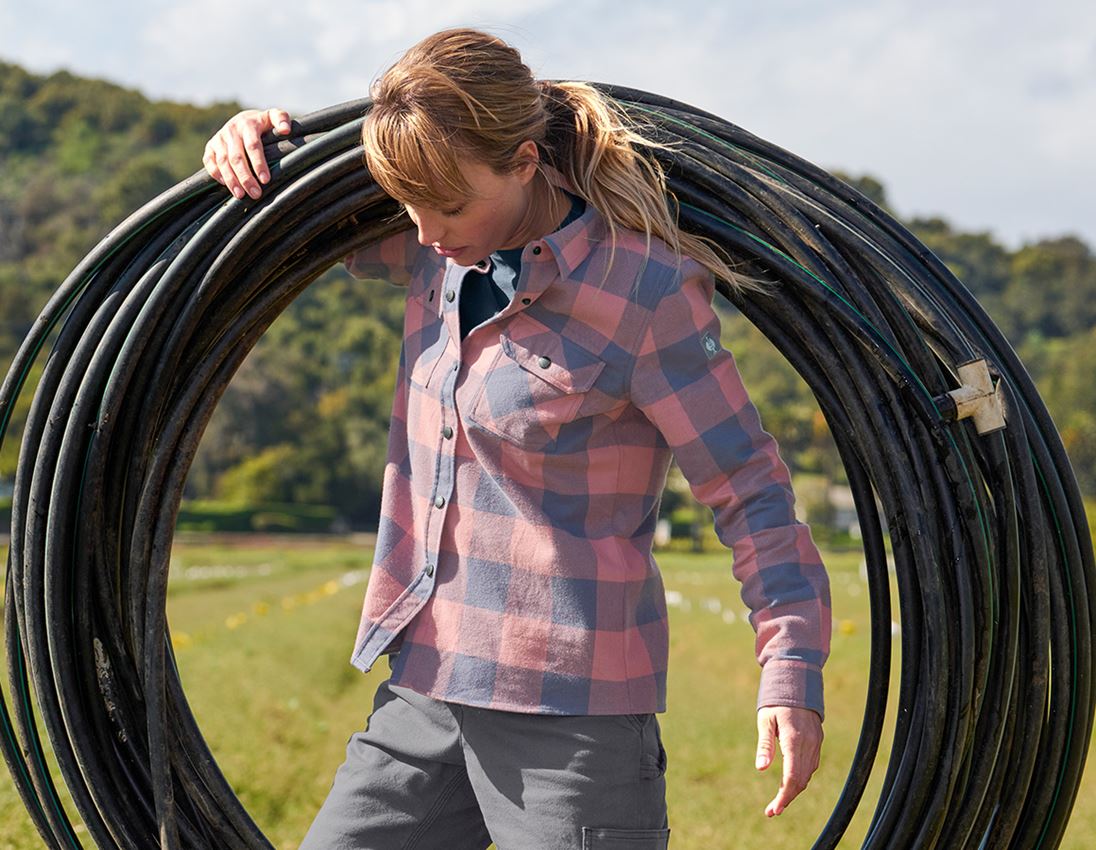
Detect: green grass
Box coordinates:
(2, 538, 1095, 848)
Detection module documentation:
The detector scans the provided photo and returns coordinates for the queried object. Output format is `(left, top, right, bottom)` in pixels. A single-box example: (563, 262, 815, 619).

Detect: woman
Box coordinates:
(203, 27, 831, 850)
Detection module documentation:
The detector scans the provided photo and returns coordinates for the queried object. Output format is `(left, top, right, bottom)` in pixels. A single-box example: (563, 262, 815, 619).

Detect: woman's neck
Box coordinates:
(501, 171, 570, 250)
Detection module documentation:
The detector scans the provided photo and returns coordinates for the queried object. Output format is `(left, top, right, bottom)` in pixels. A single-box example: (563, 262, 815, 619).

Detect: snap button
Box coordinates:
(537, 356, 551, 369)
(442, 425, 453, 439)
(531, 245, 542, 255)
(425, 563, 435, 577)
(521, 297, 531, 305)
(445, 289, 455, 302)
(434, 496, 445, 508)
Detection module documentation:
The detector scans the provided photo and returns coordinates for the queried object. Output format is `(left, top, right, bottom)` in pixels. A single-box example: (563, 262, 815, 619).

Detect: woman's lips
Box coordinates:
(434, 245, 466, 257)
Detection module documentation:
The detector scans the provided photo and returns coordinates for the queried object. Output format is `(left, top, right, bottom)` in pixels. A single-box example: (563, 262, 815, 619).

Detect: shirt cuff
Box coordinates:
(757, 658, 825, 720)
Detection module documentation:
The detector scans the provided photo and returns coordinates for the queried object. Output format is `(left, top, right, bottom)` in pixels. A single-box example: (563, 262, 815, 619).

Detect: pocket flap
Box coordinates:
(582, 827, 670, 849)
(500, 330, 605, 395)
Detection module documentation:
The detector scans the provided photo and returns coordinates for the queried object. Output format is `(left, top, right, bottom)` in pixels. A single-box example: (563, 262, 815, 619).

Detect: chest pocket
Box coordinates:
(468, 325, 605, 452)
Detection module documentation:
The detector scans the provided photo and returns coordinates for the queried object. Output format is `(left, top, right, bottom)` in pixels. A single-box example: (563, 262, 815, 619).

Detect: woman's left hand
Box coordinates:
(754, 705, 823, 816)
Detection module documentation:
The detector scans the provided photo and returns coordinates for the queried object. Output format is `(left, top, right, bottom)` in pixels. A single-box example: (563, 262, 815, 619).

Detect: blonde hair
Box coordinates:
(361, 27, 763, 295)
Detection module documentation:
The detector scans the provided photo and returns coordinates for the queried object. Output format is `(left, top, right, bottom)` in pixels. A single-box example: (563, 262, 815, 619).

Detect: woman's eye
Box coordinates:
(442, 205, 465, 217)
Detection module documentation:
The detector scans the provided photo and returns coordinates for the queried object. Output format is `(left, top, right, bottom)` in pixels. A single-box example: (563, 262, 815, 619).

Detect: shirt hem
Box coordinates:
(385, 677, 668, 717)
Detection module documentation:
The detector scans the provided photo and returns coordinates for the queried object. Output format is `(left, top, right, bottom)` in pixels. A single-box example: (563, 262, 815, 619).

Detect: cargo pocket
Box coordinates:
(581, 827, 671, 849)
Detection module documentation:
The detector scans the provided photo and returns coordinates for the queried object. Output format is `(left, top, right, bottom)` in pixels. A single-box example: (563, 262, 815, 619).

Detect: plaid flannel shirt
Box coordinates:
(344, 189, 831, 718)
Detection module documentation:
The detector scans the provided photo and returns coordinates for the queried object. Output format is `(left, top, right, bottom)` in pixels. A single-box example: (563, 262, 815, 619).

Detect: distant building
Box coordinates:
(827, 484, 861, 538)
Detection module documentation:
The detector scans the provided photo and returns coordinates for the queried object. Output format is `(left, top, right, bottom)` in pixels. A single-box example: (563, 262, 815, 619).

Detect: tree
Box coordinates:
(1003, 236, 1096, 340)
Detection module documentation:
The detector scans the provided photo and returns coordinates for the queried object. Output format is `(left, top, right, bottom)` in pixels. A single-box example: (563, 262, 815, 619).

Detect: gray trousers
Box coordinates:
(299, 677, 671, 849)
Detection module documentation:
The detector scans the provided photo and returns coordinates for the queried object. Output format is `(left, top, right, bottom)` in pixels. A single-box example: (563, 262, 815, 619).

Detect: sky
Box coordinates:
(2, 0, 1093, 250)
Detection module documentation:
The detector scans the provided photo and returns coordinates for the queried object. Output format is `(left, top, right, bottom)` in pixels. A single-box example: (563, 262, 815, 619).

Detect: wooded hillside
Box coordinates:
(2, 61, 1093, 529)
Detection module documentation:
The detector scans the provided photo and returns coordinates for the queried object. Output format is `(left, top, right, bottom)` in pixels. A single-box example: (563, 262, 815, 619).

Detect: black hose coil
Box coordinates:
(1, 86, 1092, 849)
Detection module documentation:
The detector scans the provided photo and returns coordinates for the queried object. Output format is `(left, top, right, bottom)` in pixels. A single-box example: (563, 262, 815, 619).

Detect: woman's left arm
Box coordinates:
(627, 260, 831, 813)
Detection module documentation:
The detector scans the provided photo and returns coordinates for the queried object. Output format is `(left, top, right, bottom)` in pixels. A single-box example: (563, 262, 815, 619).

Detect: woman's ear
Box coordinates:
(510, 139, 541, 185)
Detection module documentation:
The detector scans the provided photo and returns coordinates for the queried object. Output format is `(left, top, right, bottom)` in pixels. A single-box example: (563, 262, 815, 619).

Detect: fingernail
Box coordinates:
(233, 187, 244, 199)
(248, 187, 261, 199)
(259, 171, 270, 183)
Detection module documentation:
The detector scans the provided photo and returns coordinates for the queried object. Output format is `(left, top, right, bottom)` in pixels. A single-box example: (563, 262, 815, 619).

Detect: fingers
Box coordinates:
(756, 706, 823, 818)
(224, 124, 264, 199)
(250, 109, 292, 187)
(267, 108, 292, 136)
(755, 710, 776, 771)
(203, 134, 241, 198)
(201, 108, 293, 200)
(764, 736, 809, 818)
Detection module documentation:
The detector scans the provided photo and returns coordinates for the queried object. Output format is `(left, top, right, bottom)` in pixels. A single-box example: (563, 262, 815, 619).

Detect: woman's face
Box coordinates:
(401, 142, 543, 265)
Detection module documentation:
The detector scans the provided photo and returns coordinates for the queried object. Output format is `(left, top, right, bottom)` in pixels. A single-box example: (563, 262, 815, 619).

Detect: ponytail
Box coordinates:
(537, 81, 766, 295)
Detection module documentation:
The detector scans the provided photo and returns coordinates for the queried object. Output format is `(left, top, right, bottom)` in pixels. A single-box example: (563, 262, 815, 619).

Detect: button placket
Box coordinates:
(488, 243, 542, 323)
(424, 298, 460, 584)
(439, 263, 465, 362)
(509, 241, 557, 317)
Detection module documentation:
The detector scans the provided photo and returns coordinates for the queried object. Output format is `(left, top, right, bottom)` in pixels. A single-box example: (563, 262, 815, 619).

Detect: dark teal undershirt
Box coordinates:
(459, 190, 585, 340)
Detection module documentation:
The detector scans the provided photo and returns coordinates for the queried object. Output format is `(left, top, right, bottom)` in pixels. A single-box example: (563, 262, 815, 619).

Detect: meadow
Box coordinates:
(2, 536, 1094, 849)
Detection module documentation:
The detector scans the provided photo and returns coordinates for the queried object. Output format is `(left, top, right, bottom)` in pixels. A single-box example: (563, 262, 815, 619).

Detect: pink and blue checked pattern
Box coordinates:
(344, 192, 831, 717)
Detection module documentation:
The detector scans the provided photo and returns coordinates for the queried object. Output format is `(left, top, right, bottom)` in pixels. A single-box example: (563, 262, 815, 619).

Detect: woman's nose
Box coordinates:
(413, 213, 445, 247)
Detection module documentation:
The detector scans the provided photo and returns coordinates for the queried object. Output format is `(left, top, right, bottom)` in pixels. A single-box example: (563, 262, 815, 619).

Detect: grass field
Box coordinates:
(2, 536, 1095, 848)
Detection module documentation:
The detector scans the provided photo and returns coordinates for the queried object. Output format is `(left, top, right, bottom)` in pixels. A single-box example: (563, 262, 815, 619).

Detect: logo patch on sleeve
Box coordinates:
(701, 331, 720, 360)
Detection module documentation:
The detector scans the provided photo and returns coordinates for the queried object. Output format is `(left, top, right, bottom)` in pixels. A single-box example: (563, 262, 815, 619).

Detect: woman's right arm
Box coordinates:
(344, 230, 421, 287)
(202, 108, 293, 200)
(203, 108, 420, 286)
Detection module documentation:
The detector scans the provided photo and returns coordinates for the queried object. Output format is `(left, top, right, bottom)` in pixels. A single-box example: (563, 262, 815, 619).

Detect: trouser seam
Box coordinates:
(455, 703, 468, 748)
(402, 769, 468, 850)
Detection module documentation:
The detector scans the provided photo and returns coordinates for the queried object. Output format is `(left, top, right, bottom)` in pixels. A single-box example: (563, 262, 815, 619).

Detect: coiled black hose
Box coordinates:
(1, 86, 1092, 849)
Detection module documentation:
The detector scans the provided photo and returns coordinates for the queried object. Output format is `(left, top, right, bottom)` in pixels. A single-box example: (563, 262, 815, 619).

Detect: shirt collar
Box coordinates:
(536, 165, 607, 281)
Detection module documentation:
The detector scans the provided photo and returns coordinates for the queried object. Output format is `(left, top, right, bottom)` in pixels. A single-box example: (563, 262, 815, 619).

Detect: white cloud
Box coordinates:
(135, 0, 560, 109)
(549, 0, 1096, 247)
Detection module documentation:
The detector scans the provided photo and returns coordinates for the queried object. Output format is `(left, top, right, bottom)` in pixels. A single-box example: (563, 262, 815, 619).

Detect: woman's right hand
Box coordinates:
(203, 108, 293, 200)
